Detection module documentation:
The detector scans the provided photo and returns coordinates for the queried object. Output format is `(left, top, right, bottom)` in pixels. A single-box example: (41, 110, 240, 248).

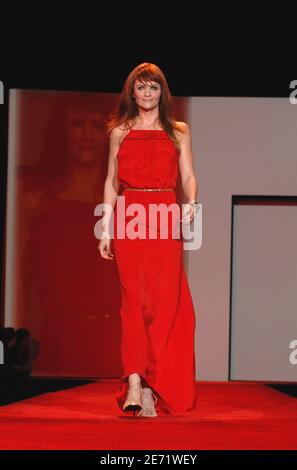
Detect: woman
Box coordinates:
(17, 92, 121, 376)
(99, 63, 199, 418)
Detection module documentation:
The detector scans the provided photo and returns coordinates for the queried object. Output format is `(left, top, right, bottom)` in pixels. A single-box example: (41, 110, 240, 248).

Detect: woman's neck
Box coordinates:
(132, 110, 161, 129)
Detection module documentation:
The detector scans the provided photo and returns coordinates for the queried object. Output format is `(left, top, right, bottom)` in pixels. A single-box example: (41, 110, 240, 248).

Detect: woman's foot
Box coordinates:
(123, 373, 143, 414)
(137, 387, 158, 417)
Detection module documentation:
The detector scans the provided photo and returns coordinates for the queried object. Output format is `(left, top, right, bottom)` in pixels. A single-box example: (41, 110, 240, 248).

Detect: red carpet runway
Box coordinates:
(0, 381, 296, 450)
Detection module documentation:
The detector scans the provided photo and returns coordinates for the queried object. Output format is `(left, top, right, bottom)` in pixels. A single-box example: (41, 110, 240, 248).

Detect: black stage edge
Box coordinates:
(0, 450, 297, 464)
(0, 377, 94, 406)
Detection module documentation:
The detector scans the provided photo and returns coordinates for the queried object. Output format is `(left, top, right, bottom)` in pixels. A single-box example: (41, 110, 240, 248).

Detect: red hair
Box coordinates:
(107, 63, 185, 149)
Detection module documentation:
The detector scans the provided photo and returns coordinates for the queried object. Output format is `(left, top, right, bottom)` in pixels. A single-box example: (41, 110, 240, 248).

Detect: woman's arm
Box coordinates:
(177, 122, 199, 223)
(102, 127, 123, 232)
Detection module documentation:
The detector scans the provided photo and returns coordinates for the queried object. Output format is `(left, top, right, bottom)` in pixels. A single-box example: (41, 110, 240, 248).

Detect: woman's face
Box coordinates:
(65, 109, 106, 163)
(133, 79, 162, 111)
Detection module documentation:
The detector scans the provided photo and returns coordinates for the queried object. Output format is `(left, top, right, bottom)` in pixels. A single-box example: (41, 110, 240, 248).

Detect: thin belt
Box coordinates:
(123, 187, 174, 192)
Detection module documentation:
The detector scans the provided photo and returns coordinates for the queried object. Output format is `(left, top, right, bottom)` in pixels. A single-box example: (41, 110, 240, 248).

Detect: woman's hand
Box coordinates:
(180, 202, 197, 225)
(99, 236, 114, 260)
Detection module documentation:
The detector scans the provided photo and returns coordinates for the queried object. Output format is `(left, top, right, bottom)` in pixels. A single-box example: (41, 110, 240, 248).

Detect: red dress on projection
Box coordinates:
(113, 129, 197, 414)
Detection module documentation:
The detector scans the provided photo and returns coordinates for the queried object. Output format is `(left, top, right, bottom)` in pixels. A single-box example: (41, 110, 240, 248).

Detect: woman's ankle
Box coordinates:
(128, 373, 141, 384)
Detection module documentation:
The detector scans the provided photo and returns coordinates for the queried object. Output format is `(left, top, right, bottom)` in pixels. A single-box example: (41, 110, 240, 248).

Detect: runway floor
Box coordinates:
(0, 380, 296, 450)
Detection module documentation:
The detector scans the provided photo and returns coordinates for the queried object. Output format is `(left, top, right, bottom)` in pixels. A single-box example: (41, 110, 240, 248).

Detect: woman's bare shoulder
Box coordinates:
(175, 121, 190, 133)
(109, 125, 124, 140)
(109, 123, 131, 145)
(174, 121, 190, 143)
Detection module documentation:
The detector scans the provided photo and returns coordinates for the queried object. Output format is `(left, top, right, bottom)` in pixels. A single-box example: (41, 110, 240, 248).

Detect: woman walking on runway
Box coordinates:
(99, 62, 199, 417)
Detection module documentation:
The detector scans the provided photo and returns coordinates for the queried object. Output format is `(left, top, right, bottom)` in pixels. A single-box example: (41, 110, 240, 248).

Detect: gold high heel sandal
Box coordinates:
(123, 380, 143, 417)
(137, 387, 158, 418)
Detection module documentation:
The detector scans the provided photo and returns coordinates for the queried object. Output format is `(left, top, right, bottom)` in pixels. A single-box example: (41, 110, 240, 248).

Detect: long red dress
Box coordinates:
(112, 129, 197, 414)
